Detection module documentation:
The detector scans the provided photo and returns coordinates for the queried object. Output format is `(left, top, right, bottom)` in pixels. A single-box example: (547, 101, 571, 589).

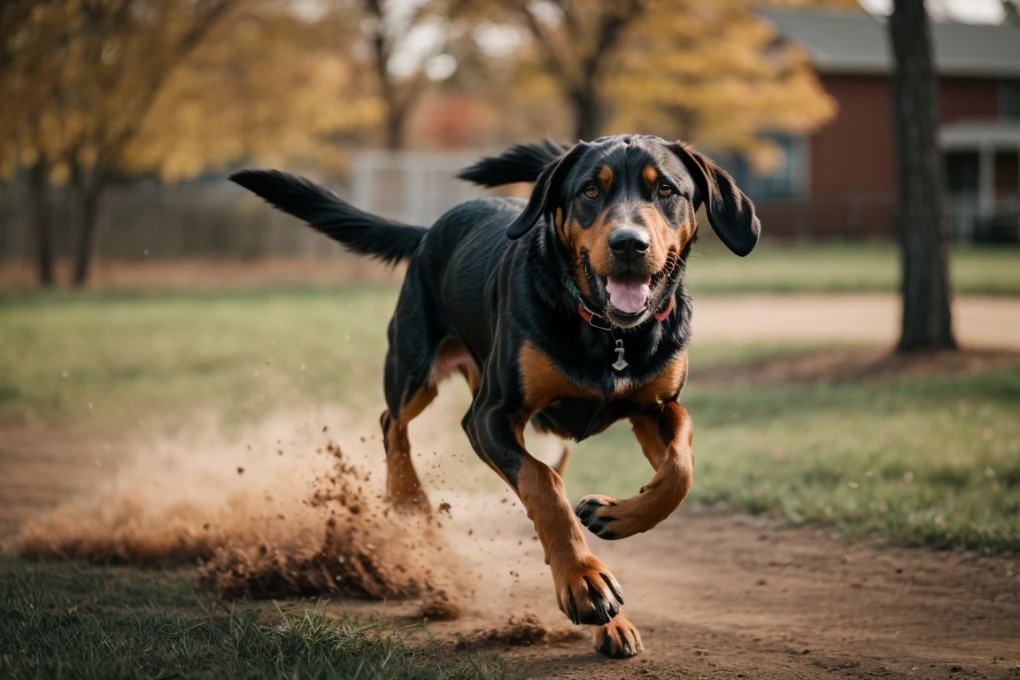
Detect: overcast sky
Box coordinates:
(858, 0, 1007, 23)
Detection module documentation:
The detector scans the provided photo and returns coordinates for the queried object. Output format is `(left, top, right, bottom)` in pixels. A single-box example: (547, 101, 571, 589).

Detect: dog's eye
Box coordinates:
(657, 183, 673, 197)
(582, 184, 599, 199)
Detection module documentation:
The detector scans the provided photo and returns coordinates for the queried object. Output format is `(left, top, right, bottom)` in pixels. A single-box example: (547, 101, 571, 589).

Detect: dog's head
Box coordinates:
(506, 135, 760, 328)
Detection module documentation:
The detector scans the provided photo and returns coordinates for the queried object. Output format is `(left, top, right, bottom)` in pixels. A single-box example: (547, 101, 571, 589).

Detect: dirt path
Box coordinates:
(338, 501, 1020, 680)
(694, 294, 1020, 350)
(4, 420, 1020, 680)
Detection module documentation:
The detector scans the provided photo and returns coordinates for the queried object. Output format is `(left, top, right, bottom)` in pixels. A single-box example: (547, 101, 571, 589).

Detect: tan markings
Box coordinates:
(383, 382, 437, 510)
(383, 338, 478, 510)
(624, 350, 688, 405)
(568, 209, 615, 288)
(519, 341, 593, 412)
(398, 382, 437, 422)
(637, 205, 678, 275)
(642, 164, 658, 186)
(592, 613, 644, 658)
(516, 455, 623, 625)
(631, 416, 667, 470)
(576, 402, 694, 539)
(597, 164, 613, 192)
(432, 338, 480, 395)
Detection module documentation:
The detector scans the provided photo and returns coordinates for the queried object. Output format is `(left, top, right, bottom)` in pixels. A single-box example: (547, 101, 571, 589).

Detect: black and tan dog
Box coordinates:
(230, 135, 759, 658)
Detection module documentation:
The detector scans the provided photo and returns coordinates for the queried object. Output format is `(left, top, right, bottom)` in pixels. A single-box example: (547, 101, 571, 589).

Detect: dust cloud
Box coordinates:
(11, 411, 472, 613)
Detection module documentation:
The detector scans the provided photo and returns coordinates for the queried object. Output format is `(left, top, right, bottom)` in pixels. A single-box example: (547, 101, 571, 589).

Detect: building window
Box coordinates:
(1002, 79, 1020, 120)
(707, 134, 808, 202)
(749, 134, 808, 202)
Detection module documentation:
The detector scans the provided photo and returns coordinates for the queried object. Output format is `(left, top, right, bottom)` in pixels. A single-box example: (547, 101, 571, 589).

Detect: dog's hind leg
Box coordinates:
(379, 381, 437, 512)
(379, 302, 446, 511)
(574, 402, 695, 540)
(380, 325, 479, 511)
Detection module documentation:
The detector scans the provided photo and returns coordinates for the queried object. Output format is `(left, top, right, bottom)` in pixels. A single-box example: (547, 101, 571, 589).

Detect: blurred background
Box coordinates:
(1, 0, 1018, 289)
(2, 0, 1020, 524)
(2, 3, 1020, 676)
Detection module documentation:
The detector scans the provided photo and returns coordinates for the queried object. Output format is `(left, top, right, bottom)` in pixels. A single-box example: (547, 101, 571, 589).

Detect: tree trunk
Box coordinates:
(888, 0, 956, 352)
(28, 160, 55, 287)
(385, 105, 406, 151)
(571, 88, 602, 142)
(71, 173, 104, 288)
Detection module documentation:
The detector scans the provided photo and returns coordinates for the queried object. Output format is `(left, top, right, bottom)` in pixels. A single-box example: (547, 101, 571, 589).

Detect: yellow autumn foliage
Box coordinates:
(123, 4, 384, 181)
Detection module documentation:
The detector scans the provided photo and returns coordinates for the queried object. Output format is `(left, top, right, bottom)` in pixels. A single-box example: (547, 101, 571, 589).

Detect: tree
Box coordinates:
(0, 0, 233, 287)
(496, 0, 844, 161)
(1, 1, 60, 286)
(609, 0, 839, 168)
(2, 0, 379, 287)
(123, 3, 381, 181)
(512, 0, 647, 141)
(887, 0, 956, 351)
(352, 0, 468, 150)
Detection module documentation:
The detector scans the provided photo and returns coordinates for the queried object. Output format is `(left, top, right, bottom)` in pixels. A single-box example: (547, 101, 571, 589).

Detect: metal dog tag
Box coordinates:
(611, 339, 629, 371)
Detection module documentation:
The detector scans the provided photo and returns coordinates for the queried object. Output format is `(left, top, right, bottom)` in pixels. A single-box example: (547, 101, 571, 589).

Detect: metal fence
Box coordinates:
(4, 151, 1015, 266)
(0, 151, 493, 263)
(0, 181, 345, 262)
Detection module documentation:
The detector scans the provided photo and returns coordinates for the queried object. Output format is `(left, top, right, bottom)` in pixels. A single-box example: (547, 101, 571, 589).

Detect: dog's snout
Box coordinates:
(608, 228, 650, 261)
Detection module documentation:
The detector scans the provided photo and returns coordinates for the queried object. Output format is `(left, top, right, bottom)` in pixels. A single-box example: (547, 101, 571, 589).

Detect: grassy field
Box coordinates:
(0, 557, 511, 680)
(2, 286, 1018, 552)
(3, 285, 1020, 678)
(3, 243, 1019, 298)
(684, 243, 1020, 296)
(0, 285, 833, 428)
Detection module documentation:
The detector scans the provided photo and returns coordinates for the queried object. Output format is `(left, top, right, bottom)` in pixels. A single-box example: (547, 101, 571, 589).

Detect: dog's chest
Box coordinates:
(519, 341, 688, 440)
(536, 396, 638, 441)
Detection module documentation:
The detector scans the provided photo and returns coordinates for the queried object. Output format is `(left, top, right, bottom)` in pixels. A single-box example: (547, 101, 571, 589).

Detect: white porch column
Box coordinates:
(978, 145, 995, 218)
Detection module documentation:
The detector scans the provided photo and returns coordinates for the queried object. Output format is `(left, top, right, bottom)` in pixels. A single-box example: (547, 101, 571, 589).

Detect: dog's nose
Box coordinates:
(608, 228, 650, 261)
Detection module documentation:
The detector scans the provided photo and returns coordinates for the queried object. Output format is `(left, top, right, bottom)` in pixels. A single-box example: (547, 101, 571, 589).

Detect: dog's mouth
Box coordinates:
(582, 252, 679, 327)
(605, 273, 651, 316)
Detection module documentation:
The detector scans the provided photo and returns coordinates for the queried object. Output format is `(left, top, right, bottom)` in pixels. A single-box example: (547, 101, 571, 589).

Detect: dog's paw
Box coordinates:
(554, 554, 624, 626)
(593, 614, 643, 659)
(574, 495, 622, 539)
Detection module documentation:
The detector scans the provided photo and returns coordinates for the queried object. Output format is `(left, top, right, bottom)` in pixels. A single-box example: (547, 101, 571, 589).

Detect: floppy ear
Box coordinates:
(505, 142, 589, 240)
(671, 143, 760, 256)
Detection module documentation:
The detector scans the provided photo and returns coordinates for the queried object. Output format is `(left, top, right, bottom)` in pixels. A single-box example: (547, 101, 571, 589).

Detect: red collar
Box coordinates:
(577, 295, 674, 326)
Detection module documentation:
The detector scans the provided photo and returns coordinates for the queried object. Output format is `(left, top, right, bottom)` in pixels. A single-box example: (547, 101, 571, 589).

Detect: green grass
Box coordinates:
(0, 286, 834, 428)
(0, 286, 398, 427)
(0, 556, 512, 680)
(2, 285, 1019, 555)
(569, 368, 1020, 553)
(685, 243, 1020, 296)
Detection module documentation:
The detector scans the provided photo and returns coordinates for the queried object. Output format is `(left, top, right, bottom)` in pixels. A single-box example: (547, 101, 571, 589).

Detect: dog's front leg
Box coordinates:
(575, 401, 694, 540)
(463, 403, 624, 626)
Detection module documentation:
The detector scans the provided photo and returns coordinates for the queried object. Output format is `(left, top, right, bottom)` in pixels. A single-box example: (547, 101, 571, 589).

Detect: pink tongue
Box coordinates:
(605, 277, 651, 315)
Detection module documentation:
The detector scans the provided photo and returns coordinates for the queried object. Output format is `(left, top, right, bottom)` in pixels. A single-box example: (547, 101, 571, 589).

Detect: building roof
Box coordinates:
(758, 9, 1020, 77)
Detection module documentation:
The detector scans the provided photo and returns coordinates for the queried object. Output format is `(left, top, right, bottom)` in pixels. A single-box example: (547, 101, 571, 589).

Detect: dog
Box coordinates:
(230, 134, 760, 658)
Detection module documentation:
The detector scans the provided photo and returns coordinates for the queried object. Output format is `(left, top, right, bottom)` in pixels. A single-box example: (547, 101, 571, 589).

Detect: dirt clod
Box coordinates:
(455, 613, 585, 649)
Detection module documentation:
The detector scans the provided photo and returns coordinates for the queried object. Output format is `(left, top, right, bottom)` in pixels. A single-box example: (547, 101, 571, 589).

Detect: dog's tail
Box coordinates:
(230, 169, 427, 265)
(458, 140, 568, 188)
